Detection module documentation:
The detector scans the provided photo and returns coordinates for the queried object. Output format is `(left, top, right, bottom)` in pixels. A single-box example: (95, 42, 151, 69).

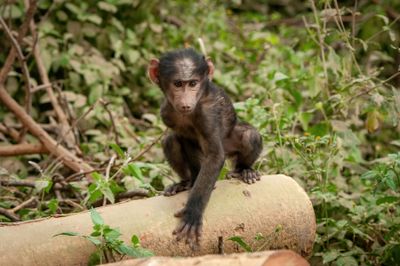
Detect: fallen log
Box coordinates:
(0, 175, 316, 266)
(104, 250, 310, 266)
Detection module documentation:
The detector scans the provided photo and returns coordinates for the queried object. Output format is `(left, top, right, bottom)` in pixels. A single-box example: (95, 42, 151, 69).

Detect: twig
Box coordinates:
(25, 0, 76, 149)
(330, 0, 362, 74)
(121, 122, 140, 143)
(0, 17, 32, 110)
(365, 3, 400, 43)
(0, 123, 20, 141)
(100, 99, 120, 146)
(131, 129, 167, 161)
(218, 236, 224, 255)
(53, 82, 81, 153)
(55, 99, 100, 149)
(30, 83, 52, 93)
(64, 129, 167, 182)
(163, 16, 183, 28)
(0, 207, 20, 222)
(197, 37, 207, 57)
(0, 180, 36, 187)
(0, 143, 47, 156)
(62, 199, 84, 210)
(0, 0, 37, 84)
(309, 0, 329, 97)
(12, 197, 37, 212)
(116, 189, 150, 200)
(103, 154, 117, 206)
(0, 10, 33, 143)
(348, 71, 400, 102)
(351, 0, 358, 48)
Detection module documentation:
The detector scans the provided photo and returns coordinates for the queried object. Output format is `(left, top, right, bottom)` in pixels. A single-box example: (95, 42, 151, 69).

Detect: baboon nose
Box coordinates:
(181, 105, 191, 112)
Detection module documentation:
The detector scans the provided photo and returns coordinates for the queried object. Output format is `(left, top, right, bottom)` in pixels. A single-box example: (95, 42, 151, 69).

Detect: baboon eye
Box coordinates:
(189, 80, 197, 87)
(174, 81, 183, 87)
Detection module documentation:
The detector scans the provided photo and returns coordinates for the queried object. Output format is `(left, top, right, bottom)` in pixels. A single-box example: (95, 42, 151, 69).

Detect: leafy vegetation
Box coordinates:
(56, 208, 153, 265)
(0, 0, 399, 265)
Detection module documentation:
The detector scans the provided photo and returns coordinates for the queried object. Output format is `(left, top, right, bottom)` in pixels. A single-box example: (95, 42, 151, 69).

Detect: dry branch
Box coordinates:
(0, 84, 93, 173)
(105, 250, 309, 266)
(0, 180, 36, 187)
(0, 175, 316, 266)
(0, 207, 20, 222)
(0, 123, 20, 141)
(0, 143, 46, 156)
(23, 0, 77, 148)
(0, 0, 37, 84)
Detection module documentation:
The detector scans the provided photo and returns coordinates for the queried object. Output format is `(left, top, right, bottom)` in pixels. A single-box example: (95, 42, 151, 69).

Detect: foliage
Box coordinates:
(55, 208, 153, 265)
(0, 0, 400, 265)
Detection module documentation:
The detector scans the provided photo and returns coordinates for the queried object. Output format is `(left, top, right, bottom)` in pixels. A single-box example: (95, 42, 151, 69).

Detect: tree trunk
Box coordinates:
(104, 250, 309, 266)
(0, 175, 316, 266)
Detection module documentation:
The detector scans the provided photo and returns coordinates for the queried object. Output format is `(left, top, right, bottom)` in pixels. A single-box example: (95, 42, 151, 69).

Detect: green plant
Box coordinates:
(55, 209, 153, 265)
(228, 226, 283, 253)
(362, 152, 400, 192)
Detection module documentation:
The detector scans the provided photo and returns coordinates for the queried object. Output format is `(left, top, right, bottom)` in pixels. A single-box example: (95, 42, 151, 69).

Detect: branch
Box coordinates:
(0, 180, 36, 188)
(0, 143, 47, 156)
(100, 99, 120, 146)
(0, 17, 33, 138)
(0, 208, 20, 222)
(0, 0, 37, 84)
(0, 84, 94, 174)
(12, 197, 37, 212)
(0, 123, 20, 141)
(24, 0, 77, 149)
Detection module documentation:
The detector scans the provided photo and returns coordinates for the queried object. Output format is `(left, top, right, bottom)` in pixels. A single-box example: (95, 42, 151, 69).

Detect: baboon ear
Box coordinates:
(148, 59, 160, 84)
(206, 57, 214, 80)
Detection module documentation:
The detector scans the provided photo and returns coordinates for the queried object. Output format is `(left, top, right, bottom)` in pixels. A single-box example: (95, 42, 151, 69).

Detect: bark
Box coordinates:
(0, 143, 46, 156)
(0, 175, 316, 266)
(104, 250, 309, 266)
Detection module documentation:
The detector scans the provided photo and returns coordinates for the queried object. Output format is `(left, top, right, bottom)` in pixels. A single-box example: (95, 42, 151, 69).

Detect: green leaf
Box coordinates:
(376, 14, 389, 25)
(228, 236, 252, 252)
(88, 84, 103, 104)
(98, 1, 117, 13)
(110, 143, 125, 159)
(322, 250, 340, 263)
(47, 199, 59, 214)
(254, 233, 264, 241)
(87, 185, 103, 204)
(92, 172, 104, 183)
(87, 251, 101, 266)
(53, 232, 80, 237)
(365, 110, 381, 133)
(385, 176, 397, 190)
(376, 196, 398, 205)
(361, 170, 377, 180)
(35, 180, 52, 193)
(117, 244, 153, 258)
(125, 163, 144, 181)
(90, 208, 104, 226)
(273, 72, 289, 82)
(86, 14, 102, 25)
(101, 186, 115, 204)
(335, 256, 358, 266)
(84, 236, 102, 246)
(104, 228, 121, 242)
(131, 235, 140, 246)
